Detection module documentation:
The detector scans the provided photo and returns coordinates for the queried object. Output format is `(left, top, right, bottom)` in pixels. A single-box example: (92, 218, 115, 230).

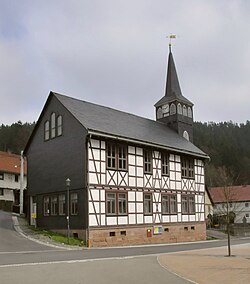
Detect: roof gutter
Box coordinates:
(88, 130, 210, 160)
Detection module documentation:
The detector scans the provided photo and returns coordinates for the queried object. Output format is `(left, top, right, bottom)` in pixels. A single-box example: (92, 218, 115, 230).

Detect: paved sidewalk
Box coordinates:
(158, 243, 250, 284)
(13, 214, 250, 283)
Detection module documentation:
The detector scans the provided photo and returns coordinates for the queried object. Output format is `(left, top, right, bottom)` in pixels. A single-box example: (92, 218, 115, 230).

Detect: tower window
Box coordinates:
(183, 105, 187, 116)
(188, 107, 192, 118)
(157, 107, 163, 119)
(177, 103, 182, 115)
(183, 131, 189, 141)
(170, 103, 176, 115)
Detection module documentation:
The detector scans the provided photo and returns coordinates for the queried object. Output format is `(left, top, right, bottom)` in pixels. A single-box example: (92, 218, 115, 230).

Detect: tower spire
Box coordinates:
(154, 39, 194, 142)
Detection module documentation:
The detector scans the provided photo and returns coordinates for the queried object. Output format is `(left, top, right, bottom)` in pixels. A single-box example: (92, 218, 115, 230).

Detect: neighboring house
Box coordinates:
(0, 151, 27, 211)
(205, 187, 213, 221)
(208, 185, 250, 224)
(24, 47, 209, 247)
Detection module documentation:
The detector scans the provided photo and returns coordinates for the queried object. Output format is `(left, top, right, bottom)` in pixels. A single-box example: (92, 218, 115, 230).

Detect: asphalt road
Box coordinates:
(1, 210, 250, 284)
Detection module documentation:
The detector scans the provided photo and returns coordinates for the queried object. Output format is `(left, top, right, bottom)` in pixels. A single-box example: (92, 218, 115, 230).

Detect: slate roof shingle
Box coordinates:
(53, 92, 208, 159)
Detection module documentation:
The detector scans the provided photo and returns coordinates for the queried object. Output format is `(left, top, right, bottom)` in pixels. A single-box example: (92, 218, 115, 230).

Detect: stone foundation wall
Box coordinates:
(89, 222, 206, 247)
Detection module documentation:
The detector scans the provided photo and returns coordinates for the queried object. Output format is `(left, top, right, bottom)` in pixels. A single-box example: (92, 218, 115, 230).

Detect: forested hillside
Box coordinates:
(194, 121, 250, 186)
(1, 120, 250, 186)
(0, 121, 35, 154)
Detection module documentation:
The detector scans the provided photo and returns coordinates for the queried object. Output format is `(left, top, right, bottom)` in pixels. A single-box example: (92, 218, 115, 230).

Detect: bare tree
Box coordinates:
(213, 167, 241, 256)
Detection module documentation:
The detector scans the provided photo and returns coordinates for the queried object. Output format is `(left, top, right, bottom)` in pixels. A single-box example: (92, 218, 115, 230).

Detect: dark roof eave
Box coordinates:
(87, 129, 209, 160)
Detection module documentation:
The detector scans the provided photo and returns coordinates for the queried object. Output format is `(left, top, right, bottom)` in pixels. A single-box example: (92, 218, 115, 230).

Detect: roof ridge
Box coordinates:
(53, 91, 168, 126)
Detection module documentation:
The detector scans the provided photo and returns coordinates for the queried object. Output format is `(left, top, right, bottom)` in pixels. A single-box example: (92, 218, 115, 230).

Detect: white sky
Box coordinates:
(1, 0, 250, 125)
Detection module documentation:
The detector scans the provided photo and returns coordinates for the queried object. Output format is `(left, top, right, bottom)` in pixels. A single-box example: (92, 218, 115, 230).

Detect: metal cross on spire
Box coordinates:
(167, 34, 177, 51)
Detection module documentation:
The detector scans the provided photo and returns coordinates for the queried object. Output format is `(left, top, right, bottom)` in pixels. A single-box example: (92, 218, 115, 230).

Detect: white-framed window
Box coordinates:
(182, 194, 195, 214)
(59, 194, 66, 215)
(51, 196, 58, 215)
(144, 149, 152, 174)
(144, 193, 153, 215)
(44, 196, 50, 216)
(162, 193, 177, 214)
(181, 157, 194, 179)
(107, 143, 127, 171)
(162, 152, 169, 176)
(70, 193, 78, 215)
(106, 192, 128, 216)
(106, 192, 116, 215)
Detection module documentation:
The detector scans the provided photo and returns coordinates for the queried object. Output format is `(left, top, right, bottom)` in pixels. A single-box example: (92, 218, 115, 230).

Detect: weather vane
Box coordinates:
(167, 34, 177, 51)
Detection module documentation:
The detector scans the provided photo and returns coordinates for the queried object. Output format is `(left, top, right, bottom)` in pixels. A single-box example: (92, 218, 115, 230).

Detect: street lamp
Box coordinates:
(66, 178, 71, 244)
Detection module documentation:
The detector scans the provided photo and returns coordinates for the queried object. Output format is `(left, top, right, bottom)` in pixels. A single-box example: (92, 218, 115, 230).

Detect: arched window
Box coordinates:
(51, 113, 56, 138)
(188, 107, 192, 118)
(157, 107, 163, 119)
(177, 103, 182, 115)
(183, 105, 187, 116)
(57, 115, 63, 136)
(44, 120, 50, 141)
(170, 103, 176, 115)
(183, 130, 189, 141)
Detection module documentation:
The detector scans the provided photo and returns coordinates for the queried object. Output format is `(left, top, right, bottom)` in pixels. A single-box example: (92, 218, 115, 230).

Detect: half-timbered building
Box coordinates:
(25, 47, 209, 247)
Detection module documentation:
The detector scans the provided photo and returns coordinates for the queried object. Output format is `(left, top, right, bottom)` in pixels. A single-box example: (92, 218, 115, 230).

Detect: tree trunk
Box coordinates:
(227, 221, 231, 256)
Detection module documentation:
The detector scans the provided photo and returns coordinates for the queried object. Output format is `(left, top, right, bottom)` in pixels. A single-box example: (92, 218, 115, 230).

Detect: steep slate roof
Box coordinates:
(0, 151, 27, 175)
(53, 92, 208, 159)
(155, 51, 193, 107)
(208, 185, 250, 203)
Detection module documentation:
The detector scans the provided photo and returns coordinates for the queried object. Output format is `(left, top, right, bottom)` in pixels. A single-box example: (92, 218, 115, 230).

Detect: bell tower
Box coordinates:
(155, 42, 194, 142)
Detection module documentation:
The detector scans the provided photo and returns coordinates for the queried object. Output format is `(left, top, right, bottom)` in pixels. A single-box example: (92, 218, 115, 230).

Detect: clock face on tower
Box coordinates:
(162, 104, 169, 115)
(183, 130, 190, 141)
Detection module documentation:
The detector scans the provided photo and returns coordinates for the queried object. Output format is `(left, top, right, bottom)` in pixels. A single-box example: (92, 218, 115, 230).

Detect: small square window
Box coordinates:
(0, 173, 4, 180)
(120, 231, 126, 236)
(245, 203, 249, 207)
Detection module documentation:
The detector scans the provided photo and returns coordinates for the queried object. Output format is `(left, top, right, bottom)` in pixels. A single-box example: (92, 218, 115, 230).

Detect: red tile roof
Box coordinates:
(208, 185, 250, 203)
(0, 151, 27, 175)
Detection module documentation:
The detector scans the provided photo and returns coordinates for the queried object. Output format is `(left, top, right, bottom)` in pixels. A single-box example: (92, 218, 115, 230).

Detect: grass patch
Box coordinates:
(31, 227, 84, 246)
(206, 236, 218, 240)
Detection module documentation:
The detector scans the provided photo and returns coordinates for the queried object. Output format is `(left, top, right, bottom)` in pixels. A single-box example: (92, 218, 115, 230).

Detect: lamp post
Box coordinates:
(66, 178, 71, 244)
(19, 151, 24, 215)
